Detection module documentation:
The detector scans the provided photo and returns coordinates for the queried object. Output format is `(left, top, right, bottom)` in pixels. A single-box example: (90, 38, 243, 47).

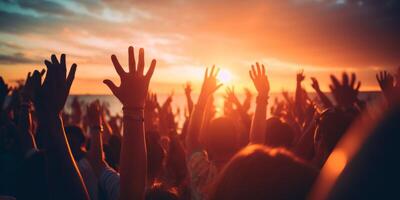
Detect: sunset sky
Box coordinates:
(0, 0, 399, 94)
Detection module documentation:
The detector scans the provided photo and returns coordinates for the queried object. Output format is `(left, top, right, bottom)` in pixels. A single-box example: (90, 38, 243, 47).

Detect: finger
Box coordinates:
(103, 79, 118, 95)
(342, 72, 349, 86)
(330, 75, 340, 87)
(256, 62, 261, 75)
(44, 60, 53, 69)
(204, 67, 209, 80)
(249, 70, 254, 80)
(111, 55, 125, 76)
(350, 73, 356, 88)
(355, 81, 361, 91)
(51, 54, 59, 65)
(213, 83, 223, 92)
(60, 54, 66, 66)
(128, 46, 136, 73)
(210, 65, 215, 77)
(329, 85, 335, 92)
(145, 59, 156, 80)
(66, 63, 77, 90)
(251, 65, 256, 77)
(137, 48, 145, 75)
(262, 64, 265, 75)
(40, 69, 46, 76)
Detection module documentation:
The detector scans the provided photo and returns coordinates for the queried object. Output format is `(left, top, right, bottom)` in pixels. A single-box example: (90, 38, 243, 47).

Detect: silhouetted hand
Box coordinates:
(36, 54, 77, 116)
(225, 86, 240, 106)
(184, 82, 192, 98)
(310, 77, 320, 92)
(86, 100, 101, 127)
(103, 46, 156, 108)
(199, 65, 222, 102)
(297, 70, 305, 83)
(329, 72, 361, 108)
(0, 76, 11, 107)
(145, 92, 159, 112)
(376, 71, 394, 96)
(249, 62, 269, 97)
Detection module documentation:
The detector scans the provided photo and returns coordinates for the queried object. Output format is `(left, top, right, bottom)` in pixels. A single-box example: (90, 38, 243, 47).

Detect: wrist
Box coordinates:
(256, 95, 269, 105)
(123, 107, 144, 122)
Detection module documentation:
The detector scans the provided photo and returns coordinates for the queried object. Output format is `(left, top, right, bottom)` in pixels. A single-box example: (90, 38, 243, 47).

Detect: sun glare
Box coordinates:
(217, 69, 232, 84)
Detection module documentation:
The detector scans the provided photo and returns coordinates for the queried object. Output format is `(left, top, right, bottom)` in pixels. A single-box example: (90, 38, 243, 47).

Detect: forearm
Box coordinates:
(45, 115, 89, 200)
(249, 96, 268, 144)
(17, 104, 37, 153)
(120, 110, 147, 200)
(186, 95, 194, 114)
(186, 98, 207, 153)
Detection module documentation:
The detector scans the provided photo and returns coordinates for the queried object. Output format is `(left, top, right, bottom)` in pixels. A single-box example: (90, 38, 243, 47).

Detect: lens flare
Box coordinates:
(217, 69, 232, 84)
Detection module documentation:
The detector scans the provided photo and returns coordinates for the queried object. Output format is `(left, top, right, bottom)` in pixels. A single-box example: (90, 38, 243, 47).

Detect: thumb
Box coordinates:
(103, 79, 118, 95)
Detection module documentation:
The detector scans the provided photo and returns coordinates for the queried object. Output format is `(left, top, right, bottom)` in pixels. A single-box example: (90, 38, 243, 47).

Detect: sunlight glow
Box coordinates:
(217, 69, 232, 84)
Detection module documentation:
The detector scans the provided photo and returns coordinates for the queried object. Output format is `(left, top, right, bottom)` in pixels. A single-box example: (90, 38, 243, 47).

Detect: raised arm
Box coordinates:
(249, 63, 270, 144)
(34, 54, 89, 200)
(186, 65, 222, 154)
(17, 70, 45, 154)
(329, 72, 361, 109)
(310, 77, 333, 108)
(184, 82, 194, 115)
(103, 46, 155, 200)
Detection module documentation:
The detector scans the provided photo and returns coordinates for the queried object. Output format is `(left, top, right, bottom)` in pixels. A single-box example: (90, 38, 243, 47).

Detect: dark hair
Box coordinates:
(314, 108, 357, 166)
(146, 131, 166, 182)
(265, 117, 295, 148)
(202, 117, 241, 160)
(209, 145, 317, 200)
(65, 125, 86, 160)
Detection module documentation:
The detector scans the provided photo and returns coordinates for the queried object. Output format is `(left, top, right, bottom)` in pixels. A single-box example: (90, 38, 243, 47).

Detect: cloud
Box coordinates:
(0, 52, 36, 64)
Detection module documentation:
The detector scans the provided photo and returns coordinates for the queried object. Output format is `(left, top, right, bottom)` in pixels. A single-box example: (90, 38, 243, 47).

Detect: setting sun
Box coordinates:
(217, 69, 233, 84)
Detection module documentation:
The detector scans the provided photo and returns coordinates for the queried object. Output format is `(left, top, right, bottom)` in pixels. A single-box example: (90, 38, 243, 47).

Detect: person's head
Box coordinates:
(314, 108, 357, 166)
(145, 183, 179, 200)
(209, 145, 317, 200)
(146, 131, 166, 182)
(202, 117, 241, 162)
(65, 125, 86, 160)
(265, 117, 295, 148)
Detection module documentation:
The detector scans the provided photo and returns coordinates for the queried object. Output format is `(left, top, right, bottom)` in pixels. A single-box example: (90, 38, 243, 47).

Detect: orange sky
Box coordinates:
(1, 0, 399, 94)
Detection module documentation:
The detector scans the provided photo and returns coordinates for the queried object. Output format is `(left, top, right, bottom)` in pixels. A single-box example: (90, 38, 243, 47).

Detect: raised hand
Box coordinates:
(199, 65, 222, 103)
(0, 76, 11, 107)
(225, 86, 240, 106)
(249, 62, 269, 98)
(310, 77, 320, 92)
(310, 77, 333, 108)
(86, 100, 101, 127)
(248, 62, 269, 144)
(376, 71, 394, 94)
(184, 82, 192, 97)
(36, 54, 77, 116)
(329, 72, 361, 108)
(297, 69, 305, 83)
(103, 46, 156, 109)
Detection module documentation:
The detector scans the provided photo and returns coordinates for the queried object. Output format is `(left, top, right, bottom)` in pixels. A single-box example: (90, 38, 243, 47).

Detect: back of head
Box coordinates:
(265, 117, 295, 148)
(65, 125, 86, 160)
(202, 117, 241, 160)
(146, 131, 166, 182)
(314, 108, 357, 165)
(209, 145, 317, 200)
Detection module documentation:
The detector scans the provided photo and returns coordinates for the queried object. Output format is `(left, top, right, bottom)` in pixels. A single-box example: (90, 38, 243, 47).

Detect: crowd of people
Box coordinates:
(0, 46, 398, 200)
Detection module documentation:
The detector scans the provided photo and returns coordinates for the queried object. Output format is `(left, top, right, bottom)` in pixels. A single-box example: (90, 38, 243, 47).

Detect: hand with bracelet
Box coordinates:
(249, 62, 270, 144)
(104, 46, 156, 200)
